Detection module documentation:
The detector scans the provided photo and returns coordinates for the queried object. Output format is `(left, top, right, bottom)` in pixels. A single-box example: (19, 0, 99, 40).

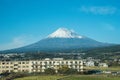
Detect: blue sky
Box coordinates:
(0, 0, 120, 50)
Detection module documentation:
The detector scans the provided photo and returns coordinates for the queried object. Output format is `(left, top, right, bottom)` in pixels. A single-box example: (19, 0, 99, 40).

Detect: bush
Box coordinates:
(5, 72, 29, 80)
(83, 70, 102, 75)
(0, 71, 10, 77)
(44, 68, 56, 75)
(58, 66, 78, 75)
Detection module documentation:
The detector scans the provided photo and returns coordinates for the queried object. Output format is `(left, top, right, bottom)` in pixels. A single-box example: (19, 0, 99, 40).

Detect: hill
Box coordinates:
(83, 45, 120, 59)
(0, 28, 111, 53)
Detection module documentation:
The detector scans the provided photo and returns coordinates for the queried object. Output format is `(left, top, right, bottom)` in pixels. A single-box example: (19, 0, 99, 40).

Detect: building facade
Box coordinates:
(99, 63, 108, 67)
(0, 61, 32, 73)
(0, 58, 83, 73)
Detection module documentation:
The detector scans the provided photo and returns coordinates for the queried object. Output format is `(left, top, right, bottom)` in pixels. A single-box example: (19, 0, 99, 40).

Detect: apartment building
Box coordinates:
(0, 58, 83, 74)
(0, 61, 32, 73)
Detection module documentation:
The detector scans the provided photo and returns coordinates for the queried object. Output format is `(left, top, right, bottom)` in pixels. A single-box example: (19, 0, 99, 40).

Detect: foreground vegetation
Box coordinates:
(0, 66, 120, 80)
(61, 75, 120, 80)
(84, 66, 120, 71)
(14, 75, 64, 80)
(14, 75, 120, 80)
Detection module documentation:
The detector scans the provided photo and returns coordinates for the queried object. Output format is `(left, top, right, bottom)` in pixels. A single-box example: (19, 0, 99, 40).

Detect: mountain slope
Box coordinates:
(83, 45, 120, 59)
(48, 28, 83, 38)
(1, 28, 112, 53)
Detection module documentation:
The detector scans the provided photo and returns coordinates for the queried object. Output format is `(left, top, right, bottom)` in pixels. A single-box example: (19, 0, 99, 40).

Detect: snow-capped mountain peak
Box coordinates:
(48, 28, 83, 38)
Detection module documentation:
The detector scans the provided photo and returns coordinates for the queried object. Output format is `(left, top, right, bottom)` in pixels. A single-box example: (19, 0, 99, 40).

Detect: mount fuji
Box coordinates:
(1, 28, 112, 53)
(48, 28, 83, 38)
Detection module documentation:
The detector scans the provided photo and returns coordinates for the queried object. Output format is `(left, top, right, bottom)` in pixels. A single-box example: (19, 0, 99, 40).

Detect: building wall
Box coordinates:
(0, 59, 83, 74)
(0, 61, 32, 73)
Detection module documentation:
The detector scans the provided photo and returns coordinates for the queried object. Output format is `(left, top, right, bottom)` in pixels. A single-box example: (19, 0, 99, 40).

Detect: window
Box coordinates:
(40, 62, 42, 64)
(35, 66, 38, 68)
(23, 66, 25, 68)
(26, 66, 29, 68)
(10, 70, 13, 72)
(22, 62, 25, 64)
(75, 61, 77, 64)
(66, 61, 68, 64)
(2, 62, 5, 65)
(18, 66, 21, 68)
(14, 64, 18, 66)
(6, 62, 9, 64)
(22, 70, 25, 72)
(10, 66, 13, 68)
(14, 68, 18, 70)
(18, 62, 21, 64)
(44, 62, 47, 64)
(49, 62, 52, 64)
(6, 66, 9, 68)
(75, 65, 77, 68)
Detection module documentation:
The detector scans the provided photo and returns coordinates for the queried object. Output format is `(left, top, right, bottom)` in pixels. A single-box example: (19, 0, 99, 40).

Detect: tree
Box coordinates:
(5, 72, 28, 80)
(44, 68, 55, 75)
(65, 68, 78, 74)
(0, 71, 10, 76)
(58, 65, 69, 74)
(58, 65, 77, 74)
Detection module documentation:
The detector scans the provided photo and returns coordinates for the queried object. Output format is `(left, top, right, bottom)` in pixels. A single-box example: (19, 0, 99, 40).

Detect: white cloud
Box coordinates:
(80, 6, 117, 15)
(0, 35, 39, 51)
(0, 36, 26, 50)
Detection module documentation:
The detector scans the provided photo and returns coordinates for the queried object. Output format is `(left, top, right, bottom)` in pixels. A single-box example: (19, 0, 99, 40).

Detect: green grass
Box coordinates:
(84, 66, 120, 71)
(14, 75, 64, 80)
(14, 75, 120, 80)
(61, 75, 120, 80)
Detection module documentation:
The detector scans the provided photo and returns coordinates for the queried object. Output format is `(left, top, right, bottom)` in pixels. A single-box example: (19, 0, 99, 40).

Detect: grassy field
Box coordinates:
(14, 75, 120, 80)
(61, 75, 120, 80)
(84, 66, 120, 71)
(14, 75, 64, 80)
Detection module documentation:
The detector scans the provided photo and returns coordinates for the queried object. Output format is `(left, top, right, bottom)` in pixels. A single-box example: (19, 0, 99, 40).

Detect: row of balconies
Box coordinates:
(32, 61, 82, 64)
(0, 61, 83, 65)
(32, 63, 83, 66)
(32, 65, 83, 69)
(0, 65, 29, 69)
(0, 61, 29, 65)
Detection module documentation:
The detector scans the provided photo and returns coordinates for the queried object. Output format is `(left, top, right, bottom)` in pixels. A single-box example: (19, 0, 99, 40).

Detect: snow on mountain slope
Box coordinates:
(1, 27, 112, 53)
(48, 28, 83, 38)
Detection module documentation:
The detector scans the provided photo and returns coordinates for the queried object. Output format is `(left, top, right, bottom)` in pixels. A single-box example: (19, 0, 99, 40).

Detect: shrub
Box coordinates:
(5, 72, 29, 80)
(44, 68, 56, 75)
(58, 66, 78, 75)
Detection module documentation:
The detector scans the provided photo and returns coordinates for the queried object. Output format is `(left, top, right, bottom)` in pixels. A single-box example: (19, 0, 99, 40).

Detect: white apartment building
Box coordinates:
(0, 58, 83, 74)
(0, 61, 32, 73)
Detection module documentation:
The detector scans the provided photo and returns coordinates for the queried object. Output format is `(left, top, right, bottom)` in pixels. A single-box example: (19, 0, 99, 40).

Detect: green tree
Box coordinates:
(58, 65, 77, 74)
(44, 68, 56, 75)
(58, 65, 69, 74)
